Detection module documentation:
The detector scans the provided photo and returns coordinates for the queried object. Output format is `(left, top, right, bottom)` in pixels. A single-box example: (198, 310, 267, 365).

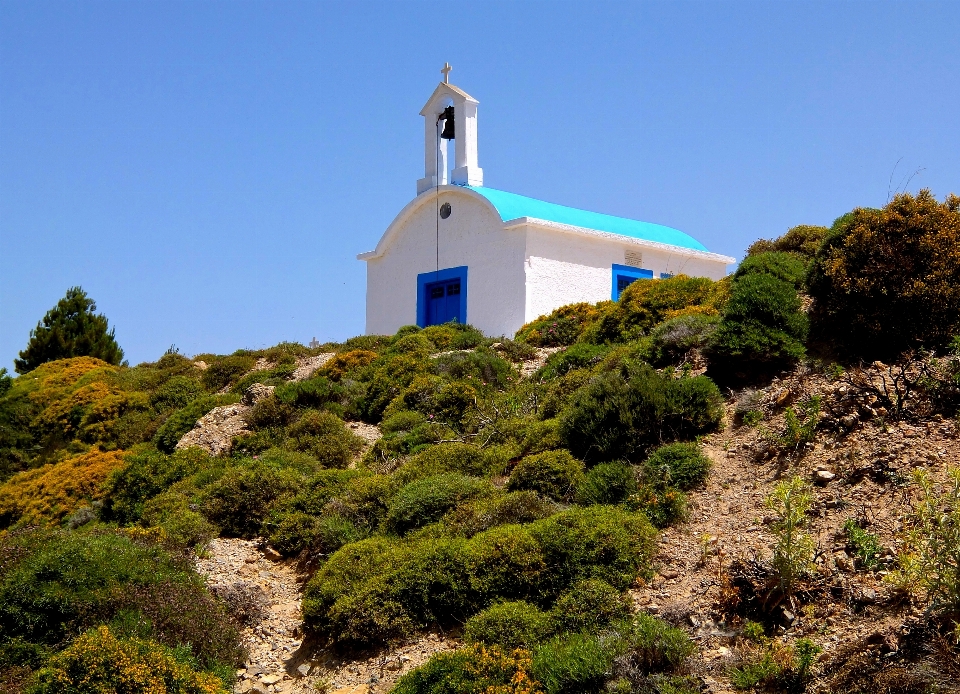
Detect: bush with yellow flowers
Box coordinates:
(0, 449, 127, 528)
(30, 625, 230, 694)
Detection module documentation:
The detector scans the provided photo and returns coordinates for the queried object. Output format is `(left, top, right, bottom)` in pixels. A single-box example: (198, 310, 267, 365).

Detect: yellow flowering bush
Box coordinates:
(0, 449, 127, 528)
(392, 643, 544, 694)
(31, 625, 229, 694)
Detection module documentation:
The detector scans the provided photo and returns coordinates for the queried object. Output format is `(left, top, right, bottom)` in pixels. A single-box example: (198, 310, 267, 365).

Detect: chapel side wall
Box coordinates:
(365, 191, 526, 337)
(522, 227, 728, 323)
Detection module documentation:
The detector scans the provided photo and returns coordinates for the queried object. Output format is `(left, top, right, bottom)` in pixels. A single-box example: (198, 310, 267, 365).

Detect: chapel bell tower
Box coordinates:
(416, 63, 484, 195)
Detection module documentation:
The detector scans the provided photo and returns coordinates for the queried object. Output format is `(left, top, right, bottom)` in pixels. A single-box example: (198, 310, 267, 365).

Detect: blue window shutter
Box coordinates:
(611, 264, 654, 300)
(417, 266, 468, 327)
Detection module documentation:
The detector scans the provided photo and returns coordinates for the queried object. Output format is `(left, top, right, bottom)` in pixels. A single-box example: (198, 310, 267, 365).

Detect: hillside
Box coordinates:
(1, 190, 959, 694)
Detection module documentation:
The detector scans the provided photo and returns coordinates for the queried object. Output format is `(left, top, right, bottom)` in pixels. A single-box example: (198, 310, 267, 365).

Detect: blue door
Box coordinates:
(425, 278, 462, 325)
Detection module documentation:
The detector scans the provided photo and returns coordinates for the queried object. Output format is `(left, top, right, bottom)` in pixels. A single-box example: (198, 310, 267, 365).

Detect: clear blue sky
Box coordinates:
(2, 1, 958, 369)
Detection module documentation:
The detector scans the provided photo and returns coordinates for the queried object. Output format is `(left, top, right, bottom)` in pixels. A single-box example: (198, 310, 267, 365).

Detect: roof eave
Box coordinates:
(503, 217, 736, 264)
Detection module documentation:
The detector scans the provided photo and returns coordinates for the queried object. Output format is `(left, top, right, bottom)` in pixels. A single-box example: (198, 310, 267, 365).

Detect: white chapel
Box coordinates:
(358, 66, 734, 338)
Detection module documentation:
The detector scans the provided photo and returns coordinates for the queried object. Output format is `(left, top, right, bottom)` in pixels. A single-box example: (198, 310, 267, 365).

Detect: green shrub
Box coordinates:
(535, 344, 610, 381)
(528, 506, 657, 596)
(576, 462, 637, 506)
(321, 349, 378, 381)
(629, 485, 687, 529)
(516, 303, 604, 347)
(274, 375, 347, 410)
(443, 491, 559, 538)
(465, 525, 547, 603)
(30, 625, 230, 694)
(0, 528, 241, 669)
(359, 353, 431, 423)
(393, 442, 490, 483)
(154, 395, 239, 453)
(532, 632, 614, 694)
(387, 375, 478, 428)
(640, 443, 711, 491)
(386, 473, 492, 534)
(266, 511, 318, 556)
(616, 612, 695, 672)
(808, 191, 960, 359)
(550, 579, 629, 634)
(766, 477, 814, 598)
(420, 323, 486, 351)
(516, 418, 563, 456)
(390, 333, 436, 356)
(584, 275, 727, 345)
(507, 450, 585, 502)
(733, 251, 807, 290)
(244, 395, 295, 429)
(494, 339, 538, 363)
(747, 224, 827, 263)
(102, 448, 214, 524)
(842, 519, 882, 571)
(286, 410, 363, 467)
(200, 462, 300, 537)
(201, 355, 255, 391)
(889, 467, 960, 615)
(647, 314, 719, 367)
(150, 375, 203, 410)
(392, 643, 542, 694)
(141, 491, 217, 547)
(559, 364, 723, 463)
(706, 265, 808, 378)
(432, 347, 513, 390)
(464, 601, 553, 650)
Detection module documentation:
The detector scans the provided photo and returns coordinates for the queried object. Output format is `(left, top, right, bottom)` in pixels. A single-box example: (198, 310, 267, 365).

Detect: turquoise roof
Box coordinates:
(467, 186, 708, 252)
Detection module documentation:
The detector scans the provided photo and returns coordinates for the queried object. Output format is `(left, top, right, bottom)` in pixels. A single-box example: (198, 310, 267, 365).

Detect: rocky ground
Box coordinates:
(192, 354, 960, 693)
(196, 538, 457, 694)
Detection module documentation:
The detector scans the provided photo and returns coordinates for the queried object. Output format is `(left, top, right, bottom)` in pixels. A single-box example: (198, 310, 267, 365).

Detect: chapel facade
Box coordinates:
(358, 68, 734, 338)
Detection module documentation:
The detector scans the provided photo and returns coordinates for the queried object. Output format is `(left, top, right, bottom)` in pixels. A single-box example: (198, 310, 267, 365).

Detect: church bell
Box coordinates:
(439, 106, 455, 140)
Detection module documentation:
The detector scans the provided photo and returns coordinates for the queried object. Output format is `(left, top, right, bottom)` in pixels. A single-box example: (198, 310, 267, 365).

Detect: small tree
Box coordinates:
(14, 287, 124, 373)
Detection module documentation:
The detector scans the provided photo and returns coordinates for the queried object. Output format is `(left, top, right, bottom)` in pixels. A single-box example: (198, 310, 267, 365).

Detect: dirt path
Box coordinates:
(196, 538, 457, 694)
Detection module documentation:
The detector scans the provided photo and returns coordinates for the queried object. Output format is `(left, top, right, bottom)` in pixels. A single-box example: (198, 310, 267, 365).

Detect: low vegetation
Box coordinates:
(1, 189, 958, 690)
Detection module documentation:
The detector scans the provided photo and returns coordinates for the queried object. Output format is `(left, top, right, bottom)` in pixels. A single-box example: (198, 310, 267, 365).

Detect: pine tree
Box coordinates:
(14, 287, 125, 374)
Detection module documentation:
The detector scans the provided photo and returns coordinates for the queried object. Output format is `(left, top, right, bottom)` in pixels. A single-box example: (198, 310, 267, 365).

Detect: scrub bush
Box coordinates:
(393, 442, 491, 483)
(532, 632, 614, 694)
(244, 395, 295, 429)
(516, 303, 605, 347)
(640, 443, 712, 491)
(101, 447, 213, 524)
(465, 525, 548, 603)
(200, 355, 255, 391)
(0, 448, 127, 528)
(647, 314, 719, 367)
(584, 275, 727, 345)
(387, 375, 478, 429)
(808, 190, 960, 359)
(528, 506, 657, 595)
(575, 462, 637, 506)
(559, 364, 723, 463)
(443, 492, 559, 538)
(747, 224, 828, 263)
(0, 528, 241, 668)
(392, 643, 542, 694)
(707, 263, 808, 379)
(464, 601, 553, 650)
(615, 612, 696, 672)
(286, 410, 363, 467)
(535, 344, 610, 381)
(141, 491, 217, 547)
(733, 251, 807, 290)
(386, 473, 492, 533)
(550, 579, 630, 634)
(507, 450, 585, 502)
(30, 626, 229, 694)
(421, 322, 486, 351)
(200, 462, 300, 537)
(629, 485, 688, 529)
(150, 375, 204, 410)
(432, 347, 513, 389)
(321, 349, 378, 381)
(359, 354, 431, 423)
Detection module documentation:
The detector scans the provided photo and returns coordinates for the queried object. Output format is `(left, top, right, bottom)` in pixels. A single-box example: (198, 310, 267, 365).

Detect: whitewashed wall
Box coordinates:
(521, 224, 729, 324)
(364, 189, 526, 337)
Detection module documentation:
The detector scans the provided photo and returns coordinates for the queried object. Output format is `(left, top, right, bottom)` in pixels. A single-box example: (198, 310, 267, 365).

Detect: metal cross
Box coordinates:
(441, 62, 452, 83)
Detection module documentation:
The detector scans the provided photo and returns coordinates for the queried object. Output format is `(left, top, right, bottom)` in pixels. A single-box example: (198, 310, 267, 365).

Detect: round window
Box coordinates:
(440, 202, 452, 219)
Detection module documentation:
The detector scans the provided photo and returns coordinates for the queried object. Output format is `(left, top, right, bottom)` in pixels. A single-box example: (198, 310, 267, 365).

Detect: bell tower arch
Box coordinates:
(416, 64, 484, 195)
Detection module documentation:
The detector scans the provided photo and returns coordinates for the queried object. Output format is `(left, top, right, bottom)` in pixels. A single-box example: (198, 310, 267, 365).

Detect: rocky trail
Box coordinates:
(197, 538, 457, 694)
